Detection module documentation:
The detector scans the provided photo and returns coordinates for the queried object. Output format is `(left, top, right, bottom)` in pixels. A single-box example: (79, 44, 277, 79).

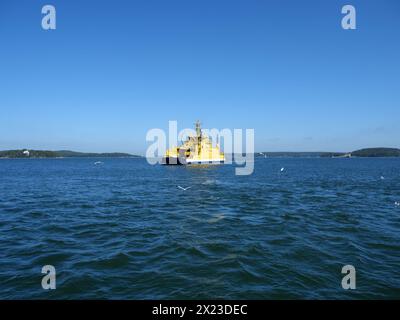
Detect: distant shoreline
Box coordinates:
(0, 156, 142, 159)
(255, 148, 400, 158)
(1, 148, 399, 159)
(0, 150, 142, 159)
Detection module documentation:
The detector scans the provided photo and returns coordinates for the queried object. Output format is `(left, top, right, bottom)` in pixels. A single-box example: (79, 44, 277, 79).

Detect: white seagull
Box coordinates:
(177, 185, 192, 191)
(280, 167, 285, 172)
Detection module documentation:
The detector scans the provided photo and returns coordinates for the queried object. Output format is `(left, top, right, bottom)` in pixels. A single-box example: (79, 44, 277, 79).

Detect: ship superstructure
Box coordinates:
(162, 121, 225, 165)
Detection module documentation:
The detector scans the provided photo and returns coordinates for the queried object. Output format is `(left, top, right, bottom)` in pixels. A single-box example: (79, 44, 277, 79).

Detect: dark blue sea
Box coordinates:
(0, 157, 399, 299)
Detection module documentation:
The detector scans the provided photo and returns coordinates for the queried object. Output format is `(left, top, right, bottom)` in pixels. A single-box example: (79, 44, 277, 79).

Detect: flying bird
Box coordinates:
(177, 185, 192, 191)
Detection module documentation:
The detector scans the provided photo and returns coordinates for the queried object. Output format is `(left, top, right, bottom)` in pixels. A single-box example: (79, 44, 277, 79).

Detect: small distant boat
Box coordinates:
(162, 121, 225, 165)
(94, 161, 103, 165)
(332, 153, 352, 158)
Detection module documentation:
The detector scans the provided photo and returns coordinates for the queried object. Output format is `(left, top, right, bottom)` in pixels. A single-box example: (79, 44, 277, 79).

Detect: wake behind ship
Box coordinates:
(162, 121, 225, 165)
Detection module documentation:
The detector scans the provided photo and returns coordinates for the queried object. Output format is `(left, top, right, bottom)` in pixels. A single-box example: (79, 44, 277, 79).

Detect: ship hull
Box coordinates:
(161, 157, 224, 165)
(186, 159, 224, 165)
(161, 157, 185, 165)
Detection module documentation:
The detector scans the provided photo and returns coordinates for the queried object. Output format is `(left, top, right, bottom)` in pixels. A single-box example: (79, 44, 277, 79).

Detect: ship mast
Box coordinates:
(195, 120, 202, 156)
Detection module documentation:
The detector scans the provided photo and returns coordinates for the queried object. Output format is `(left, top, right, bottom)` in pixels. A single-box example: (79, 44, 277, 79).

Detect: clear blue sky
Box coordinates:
(0, 0, 399, 154)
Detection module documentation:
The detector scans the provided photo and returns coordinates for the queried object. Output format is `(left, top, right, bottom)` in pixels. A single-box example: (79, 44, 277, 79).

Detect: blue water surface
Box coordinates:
(0, 157, 399, 299)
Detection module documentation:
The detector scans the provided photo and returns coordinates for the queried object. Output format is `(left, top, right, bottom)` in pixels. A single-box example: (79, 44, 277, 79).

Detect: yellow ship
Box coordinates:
(162, 121, 225, 165)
